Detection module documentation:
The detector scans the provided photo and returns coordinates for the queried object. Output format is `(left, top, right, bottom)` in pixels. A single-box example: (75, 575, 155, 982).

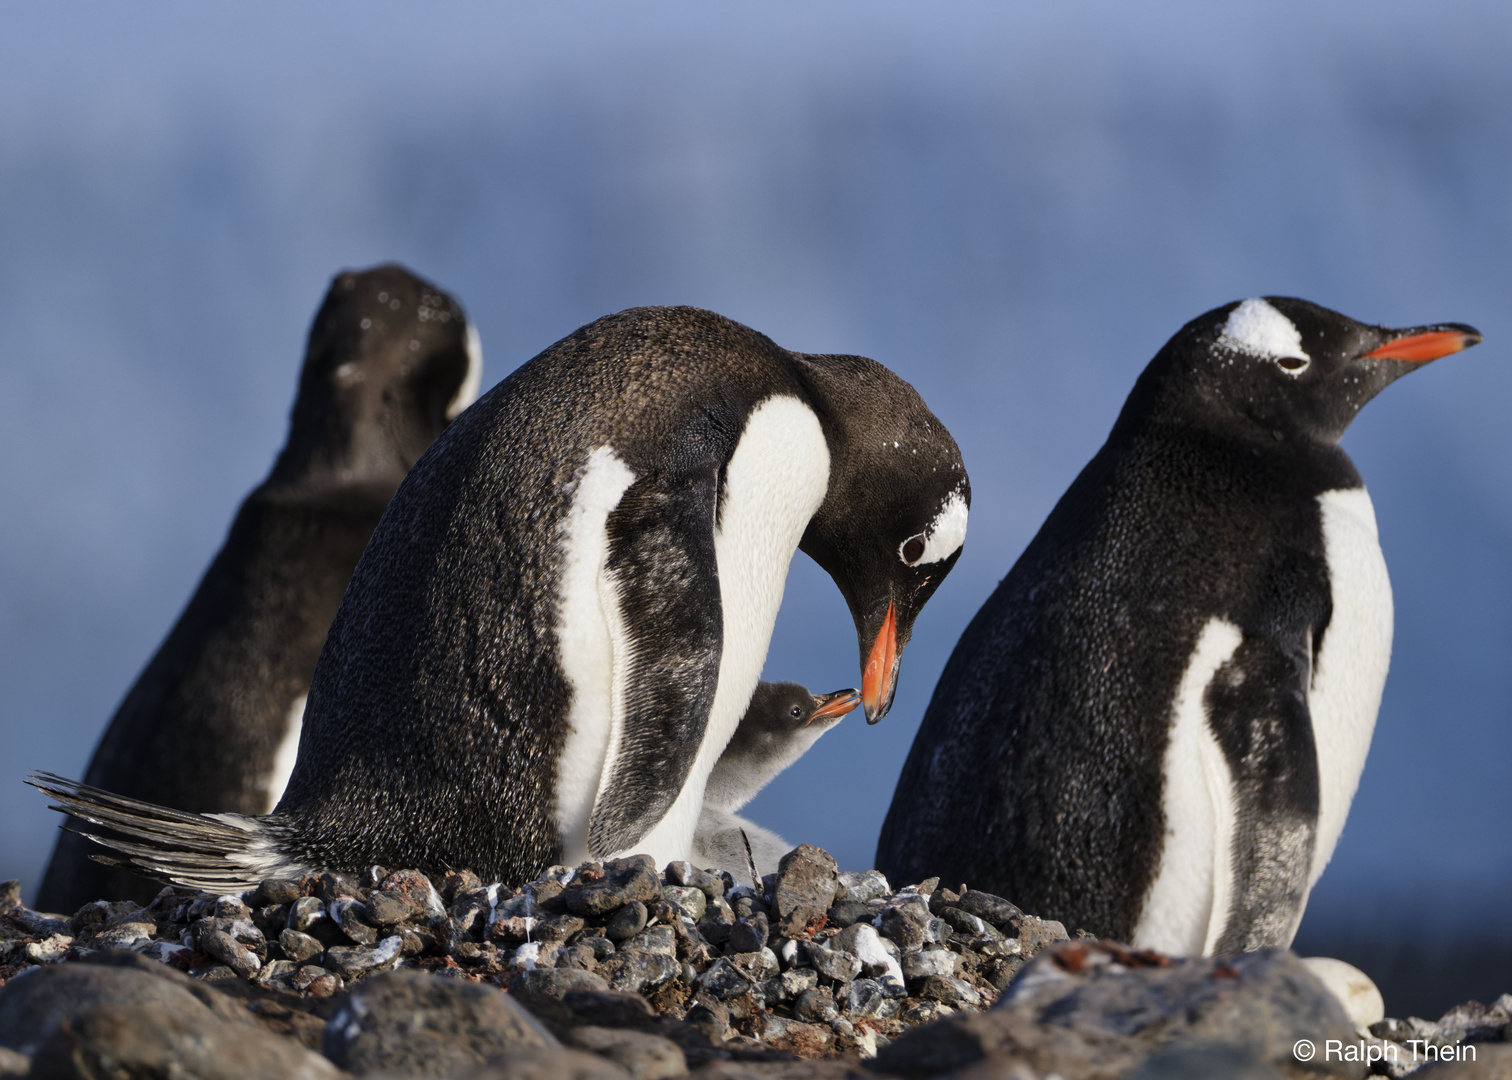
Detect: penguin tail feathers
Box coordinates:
(28, 771, 307, 895)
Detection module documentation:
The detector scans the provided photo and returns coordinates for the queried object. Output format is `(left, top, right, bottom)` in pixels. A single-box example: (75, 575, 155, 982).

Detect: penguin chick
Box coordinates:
(878, 298, 1481, 956)
(691, 682, 858, 881)
(36, 305, 967, 892)
(34, 264, 481, 911)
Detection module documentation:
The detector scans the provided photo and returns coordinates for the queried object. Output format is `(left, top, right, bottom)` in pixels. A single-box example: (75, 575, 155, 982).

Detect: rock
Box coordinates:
(279, 928, 324, 965)
(600, 952, 679, 995)
(661, 886, 707, 922)
(332, 897, 380, 944)
(696, 898, 737, 947)
(324, 935, 404, 979)
(565, 858, 662, 918)
(571, 1025, 687, 1079)
(875, 942, 1366, 1079)
(898, 999, 954, 1025)
(1302, 957, 1385, 1029)
(845, 978, 895, 1019)
(252, 879, 302, 907)
(323, 968, 556, 1076)
(902, 947, 957, 981)
(201, 928, 262, 979)
(607, 902, 650, 942)
(1127, 1043, 1287, 1079)
(837, 922, 903, 986)
(288, 896, 328, 933)
(805, 939, 862, 983)
(88, 921, 157, 951)
(365, 890, 412, 926)
(794, 987, 839, 1025)
(698, 959, 756, 1001)
(29, 1003, 343, 1080)
(465, 1044, 636, 1079)
(880, 901, 932, 950)
(825, 901, 874, 929)
(772, 846, 839, 938)
(954, 890, 1024, 929)
(622, 926, 677, 958)
(837, 870, 890, 903)
(752, 1014, 836, 1058)
(0, 953, 255, 1057)
(24, 934, 74, 963)
(254, 959, 299, 990)
(916, 973, 982, 1008)
(512, 967, 613, 999)
(728, 912, 770, 954)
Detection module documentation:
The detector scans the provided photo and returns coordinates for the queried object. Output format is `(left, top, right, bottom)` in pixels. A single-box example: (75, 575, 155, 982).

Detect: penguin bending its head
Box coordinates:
(877, 298, 1480, 955)
(692, 681, 859, 880)
(37, 306, 967, 892)
(32, 265, 481, 913)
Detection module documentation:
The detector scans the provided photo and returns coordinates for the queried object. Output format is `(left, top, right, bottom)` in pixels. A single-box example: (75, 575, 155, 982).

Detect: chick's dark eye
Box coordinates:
(901, 535, 926, 564)
(1277, 356, 1309, 372)
(789, 706, 804, 719)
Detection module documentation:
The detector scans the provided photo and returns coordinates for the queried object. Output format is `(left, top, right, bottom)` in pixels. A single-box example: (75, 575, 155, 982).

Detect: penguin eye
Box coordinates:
(1276, 356, 1309, 374)
(789, 706, 804, 720)
(900, 535, 927, 565)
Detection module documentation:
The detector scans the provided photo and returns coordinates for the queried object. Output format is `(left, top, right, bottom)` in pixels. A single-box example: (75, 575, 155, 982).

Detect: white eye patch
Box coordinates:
(1219, 299, 1311, 372)
(901, 487, 968, 566)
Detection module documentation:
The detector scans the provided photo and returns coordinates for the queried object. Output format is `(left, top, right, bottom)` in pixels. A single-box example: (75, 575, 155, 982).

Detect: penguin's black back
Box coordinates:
(279, 307, 813, 883)
(878, 315, 1362, 939)
(36, 265, 474, 912)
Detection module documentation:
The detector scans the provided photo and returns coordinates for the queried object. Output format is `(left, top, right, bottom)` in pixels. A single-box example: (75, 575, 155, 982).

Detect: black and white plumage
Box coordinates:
(877, 297, 1480, 954)
(34, 265, 480, 911)
(691, 681, 859, 879)
(38, 305, 968, 892)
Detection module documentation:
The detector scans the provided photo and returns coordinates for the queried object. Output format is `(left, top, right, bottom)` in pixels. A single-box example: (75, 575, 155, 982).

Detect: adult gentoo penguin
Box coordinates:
(36, 305, 968, 891)
(692, 681, 860, 879)
(877, 297, 1480, 955)
(34, 265, 482, 912)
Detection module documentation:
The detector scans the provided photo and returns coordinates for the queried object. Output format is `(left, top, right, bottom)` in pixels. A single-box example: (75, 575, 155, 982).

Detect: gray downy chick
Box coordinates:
(692, 681, 858, 880)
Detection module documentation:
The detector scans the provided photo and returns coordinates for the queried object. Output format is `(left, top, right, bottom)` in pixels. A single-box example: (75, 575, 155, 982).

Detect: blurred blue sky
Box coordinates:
(1, 2, 1508, 939)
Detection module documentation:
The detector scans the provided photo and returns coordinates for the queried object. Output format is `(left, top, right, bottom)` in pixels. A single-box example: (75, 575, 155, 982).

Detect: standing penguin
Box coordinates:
(34, 265, 482, 911)
(37, 305, 968, 892)
(877, 298, 1480, 955)
(692, 681, 859, 879)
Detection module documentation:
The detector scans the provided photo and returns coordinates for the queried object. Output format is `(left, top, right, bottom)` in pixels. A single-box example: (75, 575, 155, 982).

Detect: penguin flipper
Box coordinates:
(1201, 632, 1321, 953)
(28, 771, 301, 893)
(588, 466, 724, 857)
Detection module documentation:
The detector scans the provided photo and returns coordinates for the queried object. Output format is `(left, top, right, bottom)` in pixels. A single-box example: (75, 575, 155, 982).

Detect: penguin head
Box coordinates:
(740, 681, 862, 738)
(792, 354, 970, 724)
(1152, 297, 1481, 445)
(274, 263, 483, 489)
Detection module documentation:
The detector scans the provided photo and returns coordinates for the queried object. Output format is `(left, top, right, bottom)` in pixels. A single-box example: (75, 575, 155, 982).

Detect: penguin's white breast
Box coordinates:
(261, 694, 306, 813)
(626, 395, 831, 864)
(1306, 486, 1392, 885)
(1134, 616, 1243, 957)
(552, 446, 638, 863)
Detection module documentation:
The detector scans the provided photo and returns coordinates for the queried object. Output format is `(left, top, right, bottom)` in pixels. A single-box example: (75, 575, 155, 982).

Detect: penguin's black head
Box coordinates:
(275, 263, 483, 489)
(1151, 297, 1481, 445)
(742, 681, 861, 735)
(791, 353, 970, 724)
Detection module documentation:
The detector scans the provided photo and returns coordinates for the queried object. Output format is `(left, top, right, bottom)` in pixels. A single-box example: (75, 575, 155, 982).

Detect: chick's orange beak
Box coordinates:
(809, 688, 861, 723)
(861, 601, 898, 724)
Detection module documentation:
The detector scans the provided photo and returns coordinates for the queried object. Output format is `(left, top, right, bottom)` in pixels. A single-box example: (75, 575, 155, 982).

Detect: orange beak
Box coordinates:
(1363, 328, 1482, 363)
(809, 688, 861, 723)
(861, 600, 898, 724)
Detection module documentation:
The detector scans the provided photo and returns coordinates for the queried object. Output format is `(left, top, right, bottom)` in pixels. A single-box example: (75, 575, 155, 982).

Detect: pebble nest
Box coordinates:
(2, 844, 1508, 1077)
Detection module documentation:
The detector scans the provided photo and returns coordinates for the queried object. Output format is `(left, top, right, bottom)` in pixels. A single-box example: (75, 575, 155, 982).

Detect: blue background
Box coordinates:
(1, 2, 1507, 1008)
